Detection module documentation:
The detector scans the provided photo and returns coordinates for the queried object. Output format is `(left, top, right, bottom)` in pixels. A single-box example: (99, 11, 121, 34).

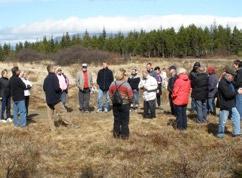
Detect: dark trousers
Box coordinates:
(79, 89, 90, 111)
(25, 96, 30, 117)
(144, 99, 156, 118)
(156, 84, 162, 107)
(1, 96, 11, 119)
(169, 93, 176, 115)
(113, 104, 130, 139)
(175, 105, 187, 130)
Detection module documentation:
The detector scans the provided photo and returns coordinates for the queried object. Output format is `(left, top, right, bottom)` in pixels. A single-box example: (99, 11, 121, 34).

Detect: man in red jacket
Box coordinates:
(172, 68, 191, 130)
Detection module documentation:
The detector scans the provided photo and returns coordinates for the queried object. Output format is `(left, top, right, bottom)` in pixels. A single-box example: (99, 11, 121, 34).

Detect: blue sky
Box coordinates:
(1, 0, 242, 43)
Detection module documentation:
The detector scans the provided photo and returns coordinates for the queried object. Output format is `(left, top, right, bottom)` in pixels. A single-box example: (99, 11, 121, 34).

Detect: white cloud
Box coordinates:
(1, 15, 242, 44)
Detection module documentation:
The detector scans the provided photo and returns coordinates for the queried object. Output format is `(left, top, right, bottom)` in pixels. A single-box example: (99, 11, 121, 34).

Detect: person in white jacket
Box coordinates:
(139, 70, 158, 119)
(20, 71, 32, 118)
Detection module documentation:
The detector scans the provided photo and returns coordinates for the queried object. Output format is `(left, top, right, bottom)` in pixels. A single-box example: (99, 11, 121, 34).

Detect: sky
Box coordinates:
(1, 0, 242, 44)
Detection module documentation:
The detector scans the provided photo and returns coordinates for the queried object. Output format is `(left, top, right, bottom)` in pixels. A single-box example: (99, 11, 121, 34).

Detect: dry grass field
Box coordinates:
(0, 58, 241, 178)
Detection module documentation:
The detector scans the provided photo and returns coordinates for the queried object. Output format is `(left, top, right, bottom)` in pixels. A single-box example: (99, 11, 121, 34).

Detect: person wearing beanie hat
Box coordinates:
(189, 62, 201, 113)
(76, 63, 93, 112)
(234, 61, 242, 120)
(191, 66, 209, 123)
(217, 66, 242, 138)
(207, 66, 218, 115)
(167, 65, 177, 115)
(172, 68, 191, 130)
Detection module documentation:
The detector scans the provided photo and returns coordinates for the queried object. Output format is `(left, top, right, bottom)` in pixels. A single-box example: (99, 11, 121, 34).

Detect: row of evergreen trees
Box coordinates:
(1, 24, 242, 61)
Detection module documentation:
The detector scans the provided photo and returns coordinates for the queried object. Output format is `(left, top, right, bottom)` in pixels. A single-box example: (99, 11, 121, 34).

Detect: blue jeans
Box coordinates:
(175, 105, 187, 130)
(218, 107, 240, 136)
(208, 98, 216, 114)
(13, 100, 27, 127)
(191, 97, 196, 113)
(60, 91, 67, 106)
(132, 90, 139, 106)
(1, 96, 11, 119)
(236, 94, 242, 120)
(97, 89, 110, 111)
(195, 100, 208, 122)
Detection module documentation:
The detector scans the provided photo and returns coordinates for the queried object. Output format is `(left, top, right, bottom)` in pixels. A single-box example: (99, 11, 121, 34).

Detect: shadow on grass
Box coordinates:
(207, 122, 230, 137)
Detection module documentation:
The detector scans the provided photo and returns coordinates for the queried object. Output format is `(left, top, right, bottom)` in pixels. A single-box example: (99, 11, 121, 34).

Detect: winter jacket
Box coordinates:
(9, 75, 28, 102)
(167, 75, 177, 94)
(234, 68, 242, 89)
(191, 73, 208, 100)
(218, 77, 237, 111)
(172, 74, 191, 106)
(128, 75, 140, 91)
(208, 74, 218, 98)
(43, 72, 62, 105)
(109, 80, 133, 104)
(138, 75, 158, 101)
(97, 68, 114, 91)
(76, 71, 93, 90)
(0, 77, 10, 97)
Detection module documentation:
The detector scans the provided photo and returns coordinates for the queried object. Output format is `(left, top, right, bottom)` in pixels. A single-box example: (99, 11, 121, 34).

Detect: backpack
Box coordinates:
(112, 81, 125, 106)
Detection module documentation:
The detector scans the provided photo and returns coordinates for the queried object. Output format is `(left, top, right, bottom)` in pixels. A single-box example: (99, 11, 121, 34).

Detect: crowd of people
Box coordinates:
(0, 60, 242, 139)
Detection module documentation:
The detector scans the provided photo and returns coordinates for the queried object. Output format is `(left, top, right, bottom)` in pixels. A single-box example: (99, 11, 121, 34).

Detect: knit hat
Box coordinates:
(225, 66, 236, 76)
(207, 66, 216, 74)
(193, 62, 201, 68)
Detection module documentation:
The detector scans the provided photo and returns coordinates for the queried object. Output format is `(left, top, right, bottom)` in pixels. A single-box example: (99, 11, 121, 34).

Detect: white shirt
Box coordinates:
(139, 75, 158, 101)
(21, 78, 32, 96)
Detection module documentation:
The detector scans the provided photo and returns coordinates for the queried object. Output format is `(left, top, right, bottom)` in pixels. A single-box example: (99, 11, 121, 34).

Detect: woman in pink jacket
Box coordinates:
(172, 68, 191, 130)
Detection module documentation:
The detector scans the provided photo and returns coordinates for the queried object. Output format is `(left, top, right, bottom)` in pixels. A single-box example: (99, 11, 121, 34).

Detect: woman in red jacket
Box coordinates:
(172, 68, 191, 130)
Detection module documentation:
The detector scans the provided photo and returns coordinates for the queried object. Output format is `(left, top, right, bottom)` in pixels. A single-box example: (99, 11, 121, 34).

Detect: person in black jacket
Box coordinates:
(234, 60, 242, 120)
(9, 66, 29, 127)
(128, 68, 140, 110)
(217, 66, 241, 138)
(189, 62, 201, 113)
(167, 65, 177, 115)
(96, 62, 114, 112)
(0, 69, 11, 123)
(191, 66, 209, 123)
(43, 65, 70, 131)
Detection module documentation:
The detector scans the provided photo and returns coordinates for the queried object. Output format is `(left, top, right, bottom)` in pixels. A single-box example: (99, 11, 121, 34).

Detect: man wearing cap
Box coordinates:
(96, 62, 114, 112)
(217, 66, 242, 138)
(76, 63, 93, 112)
(167, 65, 177, 115)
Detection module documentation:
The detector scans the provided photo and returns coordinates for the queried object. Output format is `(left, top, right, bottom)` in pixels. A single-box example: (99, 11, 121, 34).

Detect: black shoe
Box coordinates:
(232, 134, 241, 137)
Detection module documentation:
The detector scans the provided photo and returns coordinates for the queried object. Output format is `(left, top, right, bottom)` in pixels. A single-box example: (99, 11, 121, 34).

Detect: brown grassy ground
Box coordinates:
(0, 58, 241, 178)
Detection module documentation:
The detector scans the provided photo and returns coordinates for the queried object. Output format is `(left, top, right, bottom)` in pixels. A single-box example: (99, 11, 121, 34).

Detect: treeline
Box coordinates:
(1, 24, 242, 62)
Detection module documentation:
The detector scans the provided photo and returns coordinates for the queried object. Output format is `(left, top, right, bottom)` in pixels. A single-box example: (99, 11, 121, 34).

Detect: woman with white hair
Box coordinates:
(172, 68, 191, 130)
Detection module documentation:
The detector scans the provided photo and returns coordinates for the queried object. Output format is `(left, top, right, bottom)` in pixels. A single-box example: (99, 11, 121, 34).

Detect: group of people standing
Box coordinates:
(167, 60, 242, 138)
(1, 59, 242, 139)
(0, 67, 32, 127)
